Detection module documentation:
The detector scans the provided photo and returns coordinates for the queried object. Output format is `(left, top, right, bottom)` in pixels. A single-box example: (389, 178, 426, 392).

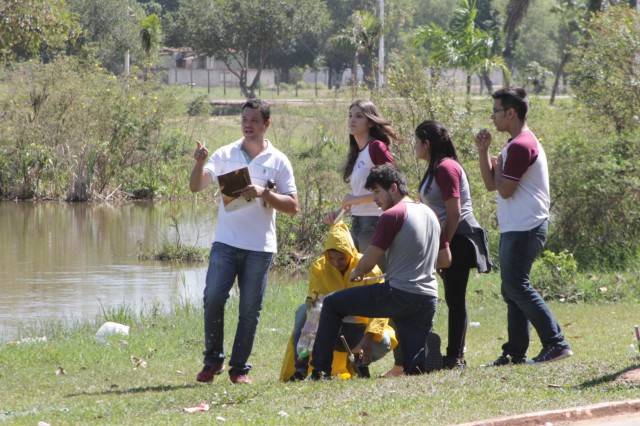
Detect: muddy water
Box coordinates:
(0, 200, 222, 340)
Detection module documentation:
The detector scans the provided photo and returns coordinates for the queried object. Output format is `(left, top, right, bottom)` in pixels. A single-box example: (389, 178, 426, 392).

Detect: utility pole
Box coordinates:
(377, 0, 385, 89)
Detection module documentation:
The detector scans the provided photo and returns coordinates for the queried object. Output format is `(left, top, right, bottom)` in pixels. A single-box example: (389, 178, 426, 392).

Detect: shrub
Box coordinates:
(547, 126, 640, 269)
(0, 58, 180, 201)
(531, 250, 579, 301)
(567, 5, 640, 134)
(187, 94, 210, 116)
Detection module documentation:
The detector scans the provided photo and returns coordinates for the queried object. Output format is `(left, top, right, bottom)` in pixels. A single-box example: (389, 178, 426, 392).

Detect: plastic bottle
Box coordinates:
(296, 296, 324, 360)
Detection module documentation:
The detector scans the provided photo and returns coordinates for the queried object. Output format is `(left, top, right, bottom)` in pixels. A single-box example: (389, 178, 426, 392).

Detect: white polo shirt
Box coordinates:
(204, 138, 297, 253)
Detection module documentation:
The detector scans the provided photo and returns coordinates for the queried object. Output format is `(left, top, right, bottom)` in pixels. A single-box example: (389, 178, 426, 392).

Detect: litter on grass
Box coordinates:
(183, 403, 210, 413)
(95, 322, 130, 344)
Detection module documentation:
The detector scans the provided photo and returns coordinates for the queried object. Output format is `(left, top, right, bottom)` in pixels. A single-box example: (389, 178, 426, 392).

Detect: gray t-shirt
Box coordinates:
(370, 201, 440, 297)
(419, 158, 480, 234)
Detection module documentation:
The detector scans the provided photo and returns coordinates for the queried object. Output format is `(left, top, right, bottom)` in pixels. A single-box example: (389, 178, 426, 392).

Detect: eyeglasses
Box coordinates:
(492, 108, 505, 114)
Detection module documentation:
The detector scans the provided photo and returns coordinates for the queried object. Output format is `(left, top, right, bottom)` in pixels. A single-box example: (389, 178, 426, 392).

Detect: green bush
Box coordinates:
(187, 94, 210, 116)
(531, 250, 578, 301)
(547, 127, 640, 270)
(567, 5, 640, 134)
(0, 58, 180, 201)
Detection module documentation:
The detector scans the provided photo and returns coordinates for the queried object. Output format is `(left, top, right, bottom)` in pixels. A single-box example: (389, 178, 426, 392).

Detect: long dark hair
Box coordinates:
(415, 120, 459, 196)
(343, 99, 398, 182)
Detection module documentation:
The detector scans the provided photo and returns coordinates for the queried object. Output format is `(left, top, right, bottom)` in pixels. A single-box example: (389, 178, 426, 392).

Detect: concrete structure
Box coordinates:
(159, 48, 275, 89)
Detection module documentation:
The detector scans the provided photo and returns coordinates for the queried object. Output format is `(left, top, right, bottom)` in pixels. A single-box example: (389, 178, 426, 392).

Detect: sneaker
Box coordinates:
(425, 332, 444, 373)
(481, 354, 526, 367)
(196, 362, 224, 382)
(229, 374, 252, 384)
(443, 356, 467, 370)
(307, 370, 332, 381)
(530, 345, 574, 364)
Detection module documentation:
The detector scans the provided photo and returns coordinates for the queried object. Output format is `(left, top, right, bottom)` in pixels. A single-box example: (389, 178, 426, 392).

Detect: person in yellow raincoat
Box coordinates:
(279, 222, 397, 381)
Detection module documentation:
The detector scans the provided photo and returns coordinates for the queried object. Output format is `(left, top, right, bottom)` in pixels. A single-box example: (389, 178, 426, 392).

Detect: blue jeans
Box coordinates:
(351, 215, 386, 271)
(310, 282, 436, 375)
(499, 220, 568, 358)
(292, 303, 391, 374)
(202, 242, 274, 375)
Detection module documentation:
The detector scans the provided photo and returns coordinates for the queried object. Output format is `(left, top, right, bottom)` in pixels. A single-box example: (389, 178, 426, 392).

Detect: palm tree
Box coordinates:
(331, 10, 383, 89)
(414, 0, 510, 97)
(504, 0, 532, 44)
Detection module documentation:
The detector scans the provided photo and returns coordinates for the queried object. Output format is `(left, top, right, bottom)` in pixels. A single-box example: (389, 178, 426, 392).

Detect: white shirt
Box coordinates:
(204, 138, 296, 252)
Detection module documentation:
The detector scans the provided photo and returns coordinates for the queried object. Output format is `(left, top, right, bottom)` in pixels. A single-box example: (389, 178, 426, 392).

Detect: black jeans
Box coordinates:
(441, 234, 476, 359)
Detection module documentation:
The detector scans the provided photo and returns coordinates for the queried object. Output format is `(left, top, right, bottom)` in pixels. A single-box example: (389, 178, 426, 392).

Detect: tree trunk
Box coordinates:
(550, 53, 570, 105)
(351, 53, 359, 86)
(466, 73, 472, 97)
(481, 72, 493, 94)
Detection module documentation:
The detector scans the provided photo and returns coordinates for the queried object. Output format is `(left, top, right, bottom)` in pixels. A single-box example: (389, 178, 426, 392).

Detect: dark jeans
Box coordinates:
(202, 242, 274, 375)
(310, 282, 436, 375)
(499, 220, 569, 358)
(441, 234, 475, 359)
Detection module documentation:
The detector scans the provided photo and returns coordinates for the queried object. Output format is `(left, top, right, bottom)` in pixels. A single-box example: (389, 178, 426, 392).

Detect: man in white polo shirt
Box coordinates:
(189, 99, 298, 384)
(475, 87, 572, 366)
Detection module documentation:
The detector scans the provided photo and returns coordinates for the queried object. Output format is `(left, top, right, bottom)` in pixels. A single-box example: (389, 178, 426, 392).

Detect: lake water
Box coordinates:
(0, 200, 295, 341)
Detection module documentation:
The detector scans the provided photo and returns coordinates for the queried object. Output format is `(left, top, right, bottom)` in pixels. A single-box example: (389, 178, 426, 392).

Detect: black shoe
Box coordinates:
(530, 345, 573, 363)
(307, 370, 332, 381)
(425, 332, 444, 372)
(289, 371, 307, 382)
(482, 354, 526, 367)
(443, 356, 467, 370)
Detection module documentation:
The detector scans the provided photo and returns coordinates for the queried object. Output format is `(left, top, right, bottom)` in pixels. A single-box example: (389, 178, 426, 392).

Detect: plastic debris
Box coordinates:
(130, 356, 147, 368)
(469, 322, 481, 327)
(95, 322, 130, 344)
(10, 336, 47, 345)
(183, 403, 209, 413)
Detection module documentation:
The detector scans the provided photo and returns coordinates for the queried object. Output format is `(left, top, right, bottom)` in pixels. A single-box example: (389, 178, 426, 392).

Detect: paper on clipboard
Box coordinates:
(217, 167, 252, 212)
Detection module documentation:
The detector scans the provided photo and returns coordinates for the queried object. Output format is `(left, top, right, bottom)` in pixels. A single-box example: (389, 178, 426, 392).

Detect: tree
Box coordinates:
(331, 10, 383, 89)
(140, 13, 162, 79)
(180, 0, 326, 98)
(414, 0, 510, 96)
(68, 0, 143, 73)
(548, 0, 585, 104)
(504, 0, 533, 44)
(567, 5, 640, 133)
(264, 7, 329, 86)
(0, 0, 81, 62)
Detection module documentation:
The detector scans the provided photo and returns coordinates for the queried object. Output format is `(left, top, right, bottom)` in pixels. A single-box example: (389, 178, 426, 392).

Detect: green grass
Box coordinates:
(2, 272, 640, 425)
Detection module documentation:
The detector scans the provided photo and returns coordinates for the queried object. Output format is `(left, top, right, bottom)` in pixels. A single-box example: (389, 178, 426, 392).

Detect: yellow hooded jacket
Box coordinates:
(279, 222, 397, 381)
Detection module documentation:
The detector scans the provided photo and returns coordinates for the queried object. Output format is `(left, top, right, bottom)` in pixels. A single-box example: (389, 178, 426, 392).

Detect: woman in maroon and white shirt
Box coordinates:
(324, 100, 398, 266)
(414, 120, 492, 370)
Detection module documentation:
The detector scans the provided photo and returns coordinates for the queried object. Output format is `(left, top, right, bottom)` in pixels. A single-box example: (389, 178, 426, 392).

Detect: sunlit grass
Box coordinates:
(2, 272, 640, 425)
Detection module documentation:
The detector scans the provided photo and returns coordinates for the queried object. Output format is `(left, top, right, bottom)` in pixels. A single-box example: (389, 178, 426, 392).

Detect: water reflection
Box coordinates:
(0, 200, 219, 340)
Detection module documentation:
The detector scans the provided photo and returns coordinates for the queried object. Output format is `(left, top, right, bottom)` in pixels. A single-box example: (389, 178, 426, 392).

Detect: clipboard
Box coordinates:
(217, 167, 252, 211)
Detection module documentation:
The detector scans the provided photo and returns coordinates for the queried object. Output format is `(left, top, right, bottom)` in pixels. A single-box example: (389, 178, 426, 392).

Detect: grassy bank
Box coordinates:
(2, 272, 640, 425)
